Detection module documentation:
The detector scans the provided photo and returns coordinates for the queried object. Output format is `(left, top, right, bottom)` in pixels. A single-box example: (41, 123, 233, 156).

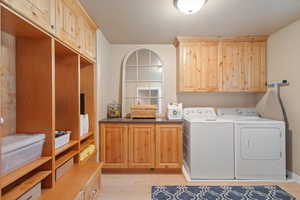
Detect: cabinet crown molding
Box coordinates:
(174, 35, 269, 47)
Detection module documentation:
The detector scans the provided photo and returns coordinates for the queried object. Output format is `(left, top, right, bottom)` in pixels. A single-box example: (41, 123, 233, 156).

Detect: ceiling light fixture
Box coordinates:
(174, 0, 207, 14)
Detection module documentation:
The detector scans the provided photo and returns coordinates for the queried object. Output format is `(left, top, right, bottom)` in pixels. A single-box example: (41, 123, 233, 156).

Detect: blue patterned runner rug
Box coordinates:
(152, 185, 295, 200)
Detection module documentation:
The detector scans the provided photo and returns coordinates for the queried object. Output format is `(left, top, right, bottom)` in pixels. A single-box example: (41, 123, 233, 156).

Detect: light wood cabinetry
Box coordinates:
(100, 122, 183, 170)
(128, 124, 155, 168)
(155, 124, 183, 169)
(177, 42, 219, 92)
(1, 5, 98, 199)
(244, 42, 267, 92)
(219, 41, 267, 92)
(84, 168, 101, 200)
(1, 0, 55, 33)
(79, 17, 96, 59)
(56, 0, 80, 50)
(1, 0, 97, 61)
(101, 123, 128, 168)
(176, 36, 267, 93)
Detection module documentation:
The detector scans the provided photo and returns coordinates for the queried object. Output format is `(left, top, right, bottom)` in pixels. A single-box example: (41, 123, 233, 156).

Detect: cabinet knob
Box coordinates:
(0, 117, 4, 125)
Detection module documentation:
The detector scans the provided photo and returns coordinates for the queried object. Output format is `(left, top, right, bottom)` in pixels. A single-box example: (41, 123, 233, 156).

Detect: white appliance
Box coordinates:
(167, 103, 183, 120)
(218, 108, 286, 180)
(183, 107, 234, 180)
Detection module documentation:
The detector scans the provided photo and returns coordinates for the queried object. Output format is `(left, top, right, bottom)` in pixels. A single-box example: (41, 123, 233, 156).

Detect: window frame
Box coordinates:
(122, 48, 164, 118)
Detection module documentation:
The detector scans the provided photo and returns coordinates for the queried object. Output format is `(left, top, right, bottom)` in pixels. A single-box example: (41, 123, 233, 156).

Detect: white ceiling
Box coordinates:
(80, 0, 300, 44)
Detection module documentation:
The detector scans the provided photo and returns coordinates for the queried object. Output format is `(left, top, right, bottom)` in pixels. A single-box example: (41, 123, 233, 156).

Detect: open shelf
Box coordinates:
(55, 141, 78, 156)
(55, 151, 79, 169)
(80, 138, 94, 152)
(0, 157, 51, 188)
(2, 171, 51, 200)
(80, 131, 93, 141)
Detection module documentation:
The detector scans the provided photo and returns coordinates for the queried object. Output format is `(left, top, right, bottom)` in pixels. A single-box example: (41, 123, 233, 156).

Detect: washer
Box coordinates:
(183, 107, 234, 180)
(218, 108, 286, 180)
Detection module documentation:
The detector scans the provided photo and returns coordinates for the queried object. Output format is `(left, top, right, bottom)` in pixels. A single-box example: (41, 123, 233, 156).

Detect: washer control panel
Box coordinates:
(184, 107, 217, 120)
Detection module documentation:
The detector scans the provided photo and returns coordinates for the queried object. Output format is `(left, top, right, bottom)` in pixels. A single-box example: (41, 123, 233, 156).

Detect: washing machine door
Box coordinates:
(235, 122, 286, 180)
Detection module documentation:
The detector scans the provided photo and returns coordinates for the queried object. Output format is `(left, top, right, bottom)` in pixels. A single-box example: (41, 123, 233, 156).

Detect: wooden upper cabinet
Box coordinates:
(1, 0, 55, 33)
(176, 36, 267, 93)
(177, 42, 219, 92)
(79, 17, 96, 59)
(220, 42, 246, 92)
(155, 124, 182, 169)
(100, 123, 128, 168)
(128, 124, 155, 168)
(243, 42, 267, 92)
(220, 41, 267, 92)
(56, 0, 80, 50)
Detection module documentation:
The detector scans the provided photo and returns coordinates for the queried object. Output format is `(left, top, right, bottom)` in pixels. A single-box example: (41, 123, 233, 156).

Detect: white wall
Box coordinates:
(97, 30, 112, 119)
(268, 18, 300, 175)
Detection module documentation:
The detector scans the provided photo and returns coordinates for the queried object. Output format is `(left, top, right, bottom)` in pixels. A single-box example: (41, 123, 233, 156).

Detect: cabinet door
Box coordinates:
(84, 168, 101, 200)
(178, 42, 219, 92)
(56, 0, 80, 50)
(79, 18, 96, 59)
(178, 44, 201, 92)
(155, 124, 183, 168)
(244, 42, 267, 92)
(128, 124, 155, 168)
(100, 123, 128, 168)
(2, 0, 55, 33)
(220, 42, 246, 92)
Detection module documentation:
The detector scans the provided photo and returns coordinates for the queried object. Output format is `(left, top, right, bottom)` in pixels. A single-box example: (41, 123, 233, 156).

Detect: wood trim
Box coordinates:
(175, 35, 269, 46)
(102, 168, 182, 174)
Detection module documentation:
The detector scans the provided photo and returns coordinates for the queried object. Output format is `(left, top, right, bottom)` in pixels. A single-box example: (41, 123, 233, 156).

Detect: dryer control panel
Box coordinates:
(217, 108, 258, 117)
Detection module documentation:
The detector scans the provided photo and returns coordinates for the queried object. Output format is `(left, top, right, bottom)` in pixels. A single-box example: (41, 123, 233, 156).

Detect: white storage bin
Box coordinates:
(55, 132, 71, 149)
(17, 182, 41, 200)
(1, 134, 45, 176)
(80, 114, 89, 137)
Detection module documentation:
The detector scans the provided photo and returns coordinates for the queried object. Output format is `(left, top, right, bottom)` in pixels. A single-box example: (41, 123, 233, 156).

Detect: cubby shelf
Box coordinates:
(2, 171, 51, 200)
(0, 157, 52, 188)
(80, 131, 93, 141)
(80, 138, 95, 152)
(55, 151, 79, 169)
(55, 141, 78, 156)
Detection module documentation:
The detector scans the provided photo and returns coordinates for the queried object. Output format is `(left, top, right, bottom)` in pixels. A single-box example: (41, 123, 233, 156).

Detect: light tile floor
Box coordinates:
(99, 174, 300, 199)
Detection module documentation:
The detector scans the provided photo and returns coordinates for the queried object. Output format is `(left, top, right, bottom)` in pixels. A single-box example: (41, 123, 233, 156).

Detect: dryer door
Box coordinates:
(241, 127, 281, 160)
(235, 123, 286, 180)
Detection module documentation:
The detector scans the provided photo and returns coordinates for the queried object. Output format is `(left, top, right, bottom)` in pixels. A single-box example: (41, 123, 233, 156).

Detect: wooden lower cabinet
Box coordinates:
(100, 122, 183, 170)
(156, 124, 183, 168)
(128, 124, 155, 168)
(100, 123, 128, 168)
(84, 169, 101, 200)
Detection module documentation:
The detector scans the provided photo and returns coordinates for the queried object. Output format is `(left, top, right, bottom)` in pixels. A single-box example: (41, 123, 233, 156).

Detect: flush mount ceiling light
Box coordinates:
(174, 0, 207, 14)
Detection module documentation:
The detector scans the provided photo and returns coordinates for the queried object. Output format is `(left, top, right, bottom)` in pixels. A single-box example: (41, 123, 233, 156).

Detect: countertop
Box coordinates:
(99, 118, 184, 124)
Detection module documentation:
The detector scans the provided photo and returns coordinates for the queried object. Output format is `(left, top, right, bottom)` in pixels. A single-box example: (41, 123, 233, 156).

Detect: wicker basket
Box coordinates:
(131, 104, 157, 119)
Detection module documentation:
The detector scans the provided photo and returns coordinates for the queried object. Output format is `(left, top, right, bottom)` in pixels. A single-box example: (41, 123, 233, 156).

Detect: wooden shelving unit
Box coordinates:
(55, 151, 79, 169)
(2, 171, 51, 200)
(0, 157, 52, 188)
(80, 138, 95, 152)
(0, 4, 97, 199)
(80, 131, 94, 141)
(55, 141, 78, 156)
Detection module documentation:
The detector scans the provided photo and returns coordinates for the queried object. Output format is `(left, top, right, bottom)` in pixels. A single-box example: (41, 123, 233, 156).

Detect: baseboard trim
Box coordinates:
(102, 168, 182, 174)
(182, 165, 292, 183)
(287, 171, 300, 183)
